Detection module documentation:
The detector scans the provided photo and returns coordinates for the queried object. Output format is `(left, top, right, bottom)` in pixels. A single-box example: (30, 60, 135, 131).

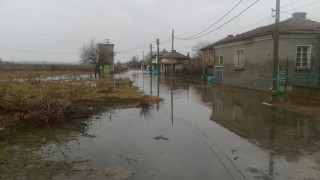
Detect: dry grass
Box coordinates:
(0, 71, 162, 132)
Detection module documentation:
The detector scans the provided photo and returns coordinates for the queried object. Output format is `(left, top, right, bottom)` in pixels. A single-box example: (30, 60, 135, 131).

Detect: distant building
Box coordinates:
(159, 49, 190, 74)
(200, 44, 215, 76)
(98, 43, 114, 75)
(141, 61, 152, 71)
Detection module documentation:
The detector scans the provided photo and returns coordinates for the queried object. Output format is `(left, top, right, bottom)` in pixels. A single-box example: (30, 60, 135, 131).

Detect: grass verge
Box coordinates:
(0, 71, 162, 134)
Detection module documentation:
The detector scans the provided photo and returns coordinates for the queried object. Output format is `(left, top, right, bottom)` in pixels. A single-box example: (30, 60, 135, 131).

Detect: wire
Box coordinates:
(176, 0, 245, 40)
(176, 0, 261, 40)
(283, 0, 320, 13)
(0, 46, 78, 54)
(117, 40, 156, 53)
(160, 35, 172, 45)
(281, 0, 312, 9)
(231, 17, 269, 35)
(177, 0, 239, 37)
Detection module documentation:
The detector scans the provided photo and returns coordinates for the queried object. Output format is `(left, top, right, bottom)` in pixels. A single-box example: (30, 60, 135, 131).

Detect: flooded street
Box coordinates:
(2, 70, 320, 180)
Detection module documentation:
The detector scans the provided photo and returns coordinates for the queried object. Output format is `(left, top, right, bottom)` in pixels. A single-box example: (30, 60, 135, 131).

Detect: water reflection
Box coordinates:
(201, 87, 320, 173)
(139, 106, 152, 119)
(115, 70, 320, 179)
(119, 71, 320, 164)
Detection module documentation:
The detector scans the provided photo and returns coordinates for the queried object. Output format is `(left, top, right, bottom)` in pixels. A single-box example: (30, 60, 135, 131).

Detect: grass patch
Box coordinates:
(0, 71, 162, 134)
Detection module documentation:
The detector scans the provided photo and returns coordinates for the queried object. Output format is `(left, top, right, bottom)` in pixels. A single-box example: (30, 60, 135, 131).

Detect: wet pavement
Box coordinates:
(2, 70, 320, 179)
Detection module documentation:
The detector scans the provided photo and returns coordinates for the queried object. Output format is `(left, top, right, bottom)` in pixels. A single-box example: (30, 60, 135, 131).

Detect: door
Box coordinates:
(215, 66, 223, 83)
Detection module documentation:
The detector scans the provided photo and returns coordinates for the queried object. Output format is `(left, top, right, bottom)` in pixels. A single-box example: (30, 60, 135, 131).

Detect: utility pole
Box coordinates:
(150, 44, 153, 95)
(171, 29, 174, 78)
(170, 29, 174, 123)
(157, 38, 160, 97)
(273, 0, 280, 94)
(143, 51, 144, 92)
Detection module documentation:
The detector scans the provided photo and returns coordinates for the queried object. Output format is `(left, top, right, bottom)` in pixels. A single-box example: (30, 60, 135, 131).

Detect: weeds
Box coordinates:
(0, 71, 162, 133)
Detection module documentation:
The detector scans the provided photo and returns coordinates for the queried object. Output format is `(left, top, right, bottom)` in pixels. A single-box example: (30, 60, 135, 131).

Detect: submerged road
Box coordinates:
(43, 70, 320, 179)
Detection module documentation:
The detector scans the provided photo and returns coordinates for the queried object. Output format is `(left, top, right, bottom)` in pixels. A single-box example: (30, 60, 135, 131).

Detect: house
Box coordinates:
(159, 49, 190, 75)
(203, 12, 320, 91)
(141, 61, 150, 71)
(141, 57, 158, 72)
(200, 44, 215, 76)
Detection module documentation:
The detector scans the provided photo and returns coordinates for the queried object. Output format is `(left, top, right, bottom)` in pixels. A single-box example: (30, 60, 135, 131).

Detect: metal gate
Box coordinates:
(214, 66, 223, 83)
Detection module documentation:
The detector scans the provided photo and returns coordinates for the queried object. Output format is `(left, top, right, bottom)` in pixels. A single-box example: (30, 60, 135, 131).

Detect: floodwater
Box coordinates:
(2, 70, 320, 179)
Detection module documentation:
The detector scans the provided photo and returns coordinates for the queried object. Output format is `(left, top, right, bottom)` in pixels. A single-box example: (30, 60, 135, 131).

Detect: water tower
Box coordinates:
(98, 39, 114, 75)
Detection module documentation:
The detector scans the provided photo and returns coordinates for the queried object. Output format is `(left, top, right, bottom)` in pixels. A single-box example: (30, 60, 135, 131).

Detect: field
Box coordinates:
(0, 71, 162, 133)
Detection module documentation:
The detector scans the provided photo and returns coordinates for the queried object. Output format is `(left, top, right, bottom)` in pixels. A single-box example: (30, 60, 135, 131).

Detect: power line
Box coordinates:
(117, 34, 172, 54)
(0, 46, 78, 54)
(281, 0, 312, 9)
(231, 17, 269, 35)
(283, 0, 320, 13)
(117, 40, 156, 53)
(160, 35, 173, 45)
(176, 0, 239, 37)
(176, 0, 245, 40)
(176, 0, 261, 40)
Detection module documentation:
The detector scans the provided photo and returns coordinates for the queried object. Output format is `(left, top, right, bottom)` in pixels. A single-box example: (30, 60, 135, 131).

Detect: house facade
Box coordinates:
(160, 49, 190, 75)
(200, 44, 215, 75)
(206, 12, 320, 91)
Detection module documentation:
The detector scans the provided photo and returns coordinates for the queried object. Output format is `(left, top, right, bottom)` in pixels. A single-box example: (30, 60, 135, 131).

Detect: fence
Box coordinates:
(284, 71, 320, 88)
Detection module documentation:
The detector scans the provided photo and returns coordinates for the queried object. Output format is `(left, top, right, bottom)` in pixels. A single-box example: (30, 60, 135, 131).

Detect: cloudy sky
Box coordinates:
(0, 0, 319, 64)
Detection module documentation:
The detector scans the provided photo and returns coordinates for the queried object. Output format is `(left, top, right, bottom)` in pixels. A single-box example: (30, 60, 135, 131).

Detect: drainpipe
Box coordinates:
(212, 48, 215, 85)
(202, 52, 205, 83)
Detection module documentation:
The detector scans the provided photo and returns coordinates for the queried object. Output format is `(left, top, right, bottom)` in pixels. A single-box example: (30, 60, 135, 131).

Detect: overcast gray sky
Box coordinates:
(0, 0, 319, 64)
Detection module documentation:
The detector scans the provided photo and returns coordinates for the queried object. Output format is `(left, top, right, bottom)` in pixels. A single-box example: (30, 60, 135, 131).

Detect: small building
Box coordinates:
(204, 12, 320, 91)
(160, 49, 190, 75)
(200, 44, 215, 76)
(141, 61, 152, 71)
(98, 43, 114, 75)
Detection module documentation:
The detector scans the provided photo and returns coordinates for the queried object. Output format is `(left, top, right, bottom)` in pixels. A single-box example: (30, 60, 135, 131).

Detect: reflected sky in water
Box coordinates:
(36, 70, 320, 179)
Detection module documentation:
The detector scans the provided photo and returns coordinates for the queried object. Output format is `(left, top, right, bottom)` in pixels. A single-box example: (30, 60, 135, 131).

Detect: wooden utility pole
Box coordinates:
(170, 29, 174, 123)
(171, 29, 174, 78)
(150, 44, 153, 95)
(273, 0, 280, 93)
(157, 38, 160, 97)
(143, 50, 144, 92)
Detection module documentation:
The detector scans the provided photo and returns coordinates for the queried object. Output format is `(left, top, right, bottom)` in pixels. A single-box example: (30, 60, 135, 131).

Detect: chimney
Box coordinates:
(187, 53, 190, 58)
(292, 12, 306, 19)
(228, 35, 233, 38)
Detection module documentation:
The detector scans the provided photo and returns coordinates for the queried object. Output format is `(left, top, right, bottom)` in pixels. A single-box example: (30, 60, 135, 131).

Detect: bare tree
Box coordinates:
(127, 56, 140, 69)
(80, 39, 100, 78)
(191, 41, 210, 58)
(116, 60, 122, 67)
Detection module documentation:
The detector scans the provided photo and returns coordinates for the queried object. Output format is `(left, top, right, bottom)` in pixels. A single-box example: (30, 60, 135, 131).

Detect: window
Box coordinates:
(296, 46, 311, 68)
(234, 49, 244, 69)
(219, 56, 223, 64)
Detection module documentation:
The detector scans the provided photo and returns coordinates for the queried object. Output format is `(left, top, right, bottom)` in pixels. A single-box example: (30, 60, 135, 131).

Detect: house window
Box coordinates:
(234, 49, 244, 69)
(219, 56, 223, 64)
(296, 46, 311, 68)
